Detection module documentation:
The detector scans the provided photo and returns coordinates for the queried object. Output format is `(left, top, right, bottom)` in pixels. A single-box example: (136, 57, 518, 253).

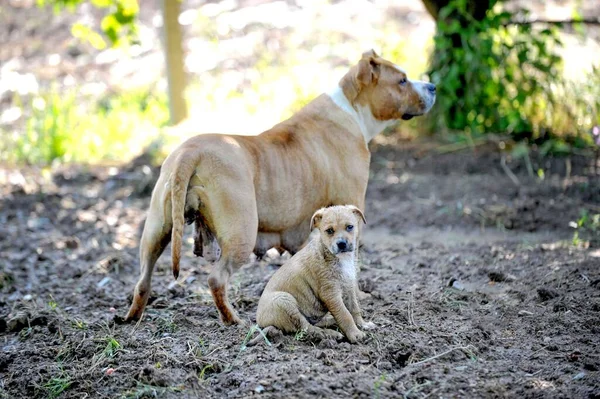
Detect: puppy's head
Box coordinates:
(310, 205, 366, 256)
(342, 49, 436, 121)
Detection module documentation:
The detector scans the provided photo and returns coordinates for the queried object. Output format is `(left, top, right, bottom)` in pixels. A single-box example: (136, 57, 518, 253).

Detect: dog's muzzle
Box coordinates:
(334, 240, 354, 254)
(411, 81, 437, 116)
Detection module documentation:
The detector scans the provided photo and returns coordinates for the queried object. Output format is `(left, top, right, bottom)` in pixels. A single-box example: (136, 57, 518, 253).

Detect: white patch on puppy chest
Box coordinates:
(339, 255, 356, 280)
(338, 235, 358, 280)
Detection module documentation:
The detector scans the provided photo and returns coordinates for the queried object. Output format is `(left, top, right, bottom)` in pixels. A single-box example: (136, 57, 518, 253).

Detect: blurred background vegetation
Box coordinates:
(0, 0, 599, 166)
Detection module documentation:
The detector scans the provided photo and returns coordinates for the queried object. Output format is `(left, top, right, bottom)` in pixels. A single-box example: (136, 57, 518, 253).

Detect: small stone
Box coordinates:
(258, 379, 269, 386)
(455, 365, 468, 371)
(518, 310, 534, 316)
(109, 307, 116, 313)
(23, 294, 33, 301)
(7, 313, 28, 332)
(572, 372, 586, 380)
(254, 385, 265, 393)
(105, 368, 115, 376)
(448, 277, 464, 290)
(97, 277, 111, 288)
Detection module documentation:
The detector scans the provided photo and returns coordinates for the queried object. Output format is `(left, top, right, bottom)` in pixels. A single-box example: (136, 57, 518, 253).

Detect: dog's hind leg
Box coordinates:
(203, 180, 258, 326)
(124, 193, 172, 322)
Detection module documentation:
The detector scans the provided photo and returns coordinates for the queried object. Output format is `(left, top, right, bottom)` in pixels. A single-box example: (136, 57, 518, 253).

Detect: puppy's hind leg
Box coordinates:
(260, 292, 343, 341)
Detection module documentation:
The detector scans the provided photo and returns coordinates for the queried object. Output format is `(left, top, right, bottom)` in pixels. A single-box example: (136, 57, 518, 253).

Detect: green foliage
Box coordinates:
(571, 209, 600, 248)
(427, 0, 594, 144)
(37, 0, 138, 48)
(1, 88, 168, 165)
(103, 337, 122, 358)
(42, 371, 72, 399)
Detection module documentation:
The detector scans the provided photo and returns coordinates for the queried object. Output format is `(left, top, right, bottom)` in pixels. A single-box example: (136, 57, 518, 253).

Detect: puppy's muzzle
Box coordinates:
(335, 239, 353, 254)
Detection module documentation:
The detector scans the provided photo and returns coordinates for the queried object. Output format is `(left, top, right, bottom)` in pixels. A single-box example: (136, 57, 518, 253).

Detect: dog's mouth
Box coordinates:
(332, 246, 354, 255)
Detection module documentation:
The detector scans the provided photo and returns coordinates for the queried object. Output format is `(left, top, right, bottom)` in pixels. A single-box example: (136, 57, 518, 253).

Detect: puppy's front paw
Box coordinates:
(323, 328, 344, 341)
(361, 321, 376, 331)
(346, 329, 366, 344)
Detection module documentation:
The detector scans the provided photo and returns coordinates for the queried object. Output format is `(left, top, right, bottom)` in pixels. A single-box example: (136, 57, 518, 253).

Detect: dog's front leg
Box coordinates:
(348, 283, 376, 331)
(323, 290, 365, 343)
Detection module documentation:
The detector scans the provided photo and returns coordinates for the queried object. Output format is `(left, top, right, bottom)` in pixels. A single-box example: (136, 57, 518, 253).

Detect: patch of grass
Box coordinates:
(0, 272, 14, 290)
(198, 364, 214, 382)
(122, 383, 182, 399)
(224, 325, 271, 372)
(48, 299, 58, 311)
(103, 337, 122, 358)
(1, 87, 168, 165)
(571, 209, 600, 248)
(71, 319, 87, 330)
(293, 328, 307, 341)
(439, 288, 470, 310)
(373, 374, 387, 399)
(154, 316, 177, 337)
(42, 371, 72, 399)
(18, 327, 33, 341)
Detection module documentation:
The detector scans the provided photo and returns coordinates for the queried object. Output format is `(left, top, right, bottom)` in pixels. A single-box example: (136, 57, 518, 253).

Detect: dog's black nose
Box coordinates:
(337, 240, 348, 251)
(426, 83, 436, 94)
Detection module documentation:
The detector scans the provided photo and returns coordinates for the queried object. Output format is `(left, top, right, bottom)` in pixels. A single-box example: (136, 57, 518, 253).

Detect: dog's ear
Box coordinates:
(356, 49, 380, 88)
(362, 49, 379, 59)
(310, 208, 325, 230)
(348, 205, 367, 225)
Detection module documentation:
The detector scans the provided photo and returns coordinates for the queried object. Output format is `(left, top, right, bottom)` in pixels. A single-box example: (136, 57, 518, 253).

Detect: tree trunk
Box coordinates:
(161, 0, 188, 125)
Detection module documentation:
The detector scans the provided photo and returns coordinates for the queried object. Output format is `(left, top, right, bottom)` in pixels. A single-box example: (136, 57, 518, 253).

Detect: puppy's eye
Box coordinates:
(325, 228, 335, 235)
(399, 77, 407, 86)
(346, 225, 354, 232)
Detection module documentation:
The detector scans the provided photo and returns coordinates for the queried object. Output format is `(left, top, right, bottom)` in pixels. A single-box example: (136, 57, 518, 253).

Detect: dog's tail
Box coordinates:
(170, 154, 196, 280)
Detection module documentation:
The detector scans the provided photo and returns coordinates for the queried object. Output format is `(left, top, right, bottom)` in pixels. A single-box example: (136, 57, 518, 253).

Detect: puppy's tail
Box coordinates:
(170, 154, 196, 280)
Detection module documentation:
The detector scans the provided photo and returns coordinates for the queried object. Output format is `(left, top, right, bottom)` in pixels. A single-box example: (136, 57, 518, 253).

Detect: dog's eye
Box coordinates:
(346, 225, 354, 232)
(399, 77, 407, 86)
(325, 228, 335, 235)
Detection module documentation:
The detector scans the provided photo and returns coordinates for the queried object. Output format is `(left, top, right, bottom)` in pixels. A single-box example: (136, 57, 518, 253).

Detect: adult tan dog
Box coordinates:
(254, 205, 374, 344)
(124, 50, 436, 325)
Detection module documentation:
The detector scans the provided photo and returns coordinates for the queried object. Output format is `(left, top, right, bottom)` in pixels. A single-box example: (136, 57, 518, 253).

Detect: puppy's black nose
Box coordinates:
(426, 83, 436, 94)
(337, 240, 348, 251)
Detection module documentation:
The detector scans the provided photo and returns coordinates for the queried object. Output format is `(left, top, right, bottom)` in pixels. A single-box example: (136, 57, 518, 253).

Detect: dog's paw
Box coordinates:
(222, 314, 245, 327)
(361, 321, 376, 331)
(323, 328, 344, 341)
(346, 329, 366, 344)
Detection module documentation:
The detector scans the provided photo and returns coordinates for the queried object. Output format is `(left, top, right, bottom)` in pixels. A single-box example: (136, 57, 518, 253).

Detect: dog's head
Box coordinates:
(339, 50, 436, 131)
(310, 205, 366, 256)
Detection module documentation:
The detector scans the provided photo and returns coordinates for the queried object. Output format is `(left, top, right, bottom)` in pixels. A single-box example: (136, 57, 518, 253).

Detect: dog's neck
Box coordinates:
(327, 85, 397, 143)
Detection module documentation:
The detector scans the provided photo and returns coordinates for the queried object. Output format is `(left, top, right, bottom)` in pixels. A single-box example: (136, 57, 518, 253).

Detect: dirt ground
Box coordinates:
(1, 139, 599, 398)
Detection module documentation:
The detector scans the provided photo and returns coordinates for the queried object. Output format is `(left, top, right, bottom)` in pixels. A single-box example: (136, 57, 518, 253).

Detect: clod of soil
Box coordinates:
(537, 287, 560, 301)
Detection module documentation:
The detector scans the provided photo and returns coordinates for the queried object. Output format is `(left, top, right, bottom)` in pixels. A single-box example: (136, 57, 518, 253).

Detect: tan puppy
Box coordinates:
(124, 50, 436, 325)
(254, 205, 374, 344)
(256, 206, 374, 343)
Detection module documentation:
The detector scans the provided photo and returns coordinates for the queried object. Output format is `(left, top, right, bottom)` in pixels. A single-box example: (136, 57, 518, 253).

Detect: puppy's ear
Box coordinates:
(356, 50, 380, 87)
(348, 205, 367, 225)
(310, 208, 325, 230)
